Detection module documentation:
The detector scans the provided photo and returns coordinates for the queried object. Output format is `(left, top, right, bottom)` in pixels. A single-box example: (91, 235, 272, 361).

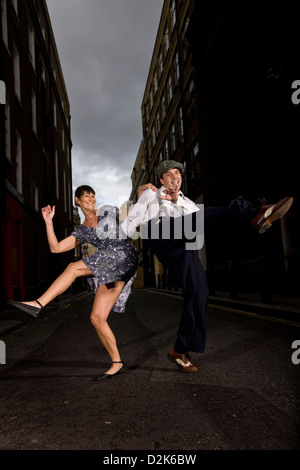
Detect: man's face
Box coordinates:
(160, 168, 182, 191)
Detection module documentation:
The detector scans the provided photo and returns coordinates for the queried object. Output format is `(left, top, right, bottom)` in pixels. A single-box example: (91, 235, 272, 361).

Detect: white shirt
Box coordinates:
(121, 186, 199, 239)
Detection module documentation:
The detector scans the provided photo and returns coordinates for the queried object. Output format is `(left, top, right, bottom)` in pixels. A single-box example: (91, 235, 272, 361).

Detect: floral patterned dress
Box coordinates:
(70, 205, 137, 313)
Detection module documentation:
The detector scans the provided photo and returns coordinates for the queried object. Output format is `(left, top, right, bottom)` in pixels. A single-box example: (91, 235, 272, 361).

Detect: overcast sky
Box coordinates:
(46, 0, 164, 212)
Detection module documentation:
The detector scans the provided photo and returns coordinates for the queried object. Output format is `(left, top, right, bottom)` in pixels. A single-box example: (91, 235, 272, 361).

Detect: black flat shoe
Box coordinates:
(7, 299, 44, 319)
(95, 361, 125, 382)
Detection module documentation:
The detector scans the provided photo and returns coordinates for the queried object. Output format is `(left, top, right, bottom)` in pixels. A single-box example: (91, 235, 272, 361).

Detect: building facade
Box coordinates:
(131, 0, 299, 302)
(132, 0, 206, 289)
(140, 0, 197, 194)
(0, 0, 73, 306)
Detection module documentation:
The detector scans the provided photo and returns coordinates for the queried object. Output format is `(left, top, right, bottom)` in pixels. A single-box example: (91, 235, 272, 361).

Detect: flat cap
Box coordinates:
(157, 160, 184, 179)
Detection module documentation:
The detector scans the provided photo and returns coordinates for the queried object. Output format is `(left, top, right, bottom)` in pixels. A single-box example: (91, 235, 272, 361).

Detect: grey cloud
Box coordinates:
(47, 0, 163, 204)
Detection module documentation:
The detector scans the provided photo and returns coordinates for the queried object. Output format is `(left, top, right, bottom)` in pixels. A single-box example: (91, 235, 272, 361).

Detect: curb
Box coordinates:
(145, 288, 300, 326)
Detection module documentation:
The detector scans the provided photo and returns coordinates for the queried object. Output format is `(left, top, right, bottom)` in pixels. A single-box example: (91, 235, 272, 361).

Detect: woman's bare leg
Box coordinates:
(90, 281, 125, 375)
(22, 260, 93, 309)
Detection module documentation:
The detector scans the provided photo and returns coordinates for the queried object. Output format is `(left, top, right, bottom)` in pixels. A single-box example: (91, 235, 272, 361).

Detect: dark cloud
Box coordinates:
(47, 0, 164, 206)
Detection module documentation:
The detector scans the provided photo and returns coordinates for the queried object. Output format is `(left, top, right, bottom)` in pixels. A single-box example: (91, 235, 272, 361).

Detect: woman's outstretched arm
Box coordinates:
(41, 205, 78, 253)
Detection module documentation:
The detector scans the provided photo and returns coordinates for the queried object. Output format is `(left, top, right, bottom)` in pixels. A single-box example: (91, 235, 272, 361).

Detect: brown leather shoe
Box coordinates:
(251, 196, 293, 234)
(167, 348, 198, 373)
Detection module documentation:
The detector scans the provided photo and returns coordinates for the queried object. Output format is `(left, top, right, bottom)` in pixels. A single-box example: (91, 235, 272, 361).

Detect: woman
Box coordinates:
(8, 185, 137, 381)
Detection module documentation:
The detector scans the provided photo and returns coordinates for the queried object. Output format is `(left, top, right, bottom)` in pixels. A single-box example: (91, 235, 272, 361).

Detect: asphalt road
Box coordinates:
(0, 288, 299, 454)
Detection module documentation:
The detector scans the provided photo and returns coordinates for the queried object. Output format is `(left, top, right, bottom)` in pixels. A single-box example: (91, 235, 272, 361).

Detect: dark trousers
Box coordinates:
(142, 204, 257, 353)
(143, 213, 208, 353)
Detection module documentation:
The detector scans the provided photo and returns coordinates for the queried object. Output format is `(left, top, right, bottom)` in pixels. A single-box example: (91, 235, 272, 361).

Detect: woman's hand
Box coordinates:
(41, 205, 55, 224)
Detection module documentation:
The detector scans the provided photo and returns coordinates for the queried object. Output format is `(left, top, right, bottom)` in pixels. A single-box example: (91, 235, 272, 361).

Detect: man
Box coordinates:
(121, 160, 208, 373)
(121, 160, 293, 374)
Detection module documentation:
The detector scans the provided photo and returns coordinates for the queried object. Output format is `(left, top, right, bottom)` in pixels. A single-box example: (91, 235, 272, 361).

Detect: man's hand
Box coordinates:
(137, 183, 158, 200)
(41, 205, 55, 224)
(160, 179, 180, 203)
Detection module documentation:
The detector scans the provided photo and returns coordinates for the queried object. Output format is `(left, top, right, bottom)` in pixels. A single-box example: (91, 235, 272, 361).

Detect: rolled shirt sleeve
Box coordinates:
(121, 188, 200, 238)
(121, 189, 158, 239)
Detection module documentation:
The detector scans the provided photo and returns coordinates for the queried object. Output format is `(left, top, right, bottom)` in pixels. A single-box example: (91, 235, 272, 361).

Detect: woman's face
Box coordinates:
(76, 191, 96, 211)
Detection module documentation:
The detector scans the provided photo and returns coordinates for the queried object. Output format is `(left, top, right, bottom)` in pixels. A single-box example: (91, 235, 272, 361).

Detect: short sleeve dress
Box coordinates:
(70, 205, 137, 313)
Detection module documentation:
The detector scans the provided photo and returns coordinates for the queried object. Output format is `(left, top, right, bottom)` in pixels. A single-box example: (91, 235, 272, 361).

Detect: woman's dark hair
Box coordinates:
(75, 185, 95, 199)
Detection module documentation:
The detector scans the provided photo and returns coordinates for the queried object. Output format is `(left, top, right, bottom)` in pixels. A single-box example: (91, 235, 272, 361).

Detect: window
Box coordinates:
(67, 180, 71, 218)
(170, 0, 176, 31)
(177, 106, 184, 138)
(163, 138, 169, 160)
(155, 110, 160, 136)
(153, 69, 158, 95)
(186, 78, 196, 123)
(154, 167, 158, 186)
(28, 19, 35, 69)
(1, 0, 8, 48)
(11, 0, 18, 17)
(182, 161, 188, 193)
(164, 24, 169, 55)
(192, 141, 200, 159)
(30, 182, 39, 211)
(187, 78, 195, 101)
(63, 170, 67, 213)
(37, 12, 46, 40)
(147, 137, 152, 158)
(186, 78, 195, 122)
(190, 142, 200, 179)
(32, 89, 37, 134)
(183, 15, 190, 36)
(13, 43, 21, 101)
(167, 74, 173, 105)
(38, 56, 46, 88)
(152, 125, 156, 148)
(55, 150, 59, 198)
(149, 87, 153, 109)
(66, 145, 70, 167)
(161, 92, 166, 122)
(174, 51, 180, 85)
(158, 50, 163, 77)
(145, 101, 149, 123)
(15, 130, 22, 194)
(182, 15, 190, 61)
(5, 100, 11, 161)
(170, 122, 176, 154)
(53, 101, 57, 128)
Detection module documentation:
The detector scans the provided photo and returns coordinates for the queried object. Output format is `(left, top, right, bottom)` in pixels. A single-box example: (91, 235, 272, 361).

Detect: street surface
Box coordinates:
(0, 288, 299, 453)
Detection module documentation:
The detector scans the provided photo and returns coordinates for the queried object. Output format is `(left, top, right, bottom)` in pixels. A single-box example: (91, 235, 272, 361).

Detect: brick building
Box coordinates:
(0, 0, 73, 306)
(131, 0, 299, 302)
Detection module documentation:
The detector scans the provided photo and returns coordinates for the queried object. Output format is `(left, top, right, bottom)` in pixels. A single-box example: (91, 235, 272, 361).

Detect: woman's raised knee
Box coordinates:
(65, 262, 77, 272)
(65, 261, 88, 277)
